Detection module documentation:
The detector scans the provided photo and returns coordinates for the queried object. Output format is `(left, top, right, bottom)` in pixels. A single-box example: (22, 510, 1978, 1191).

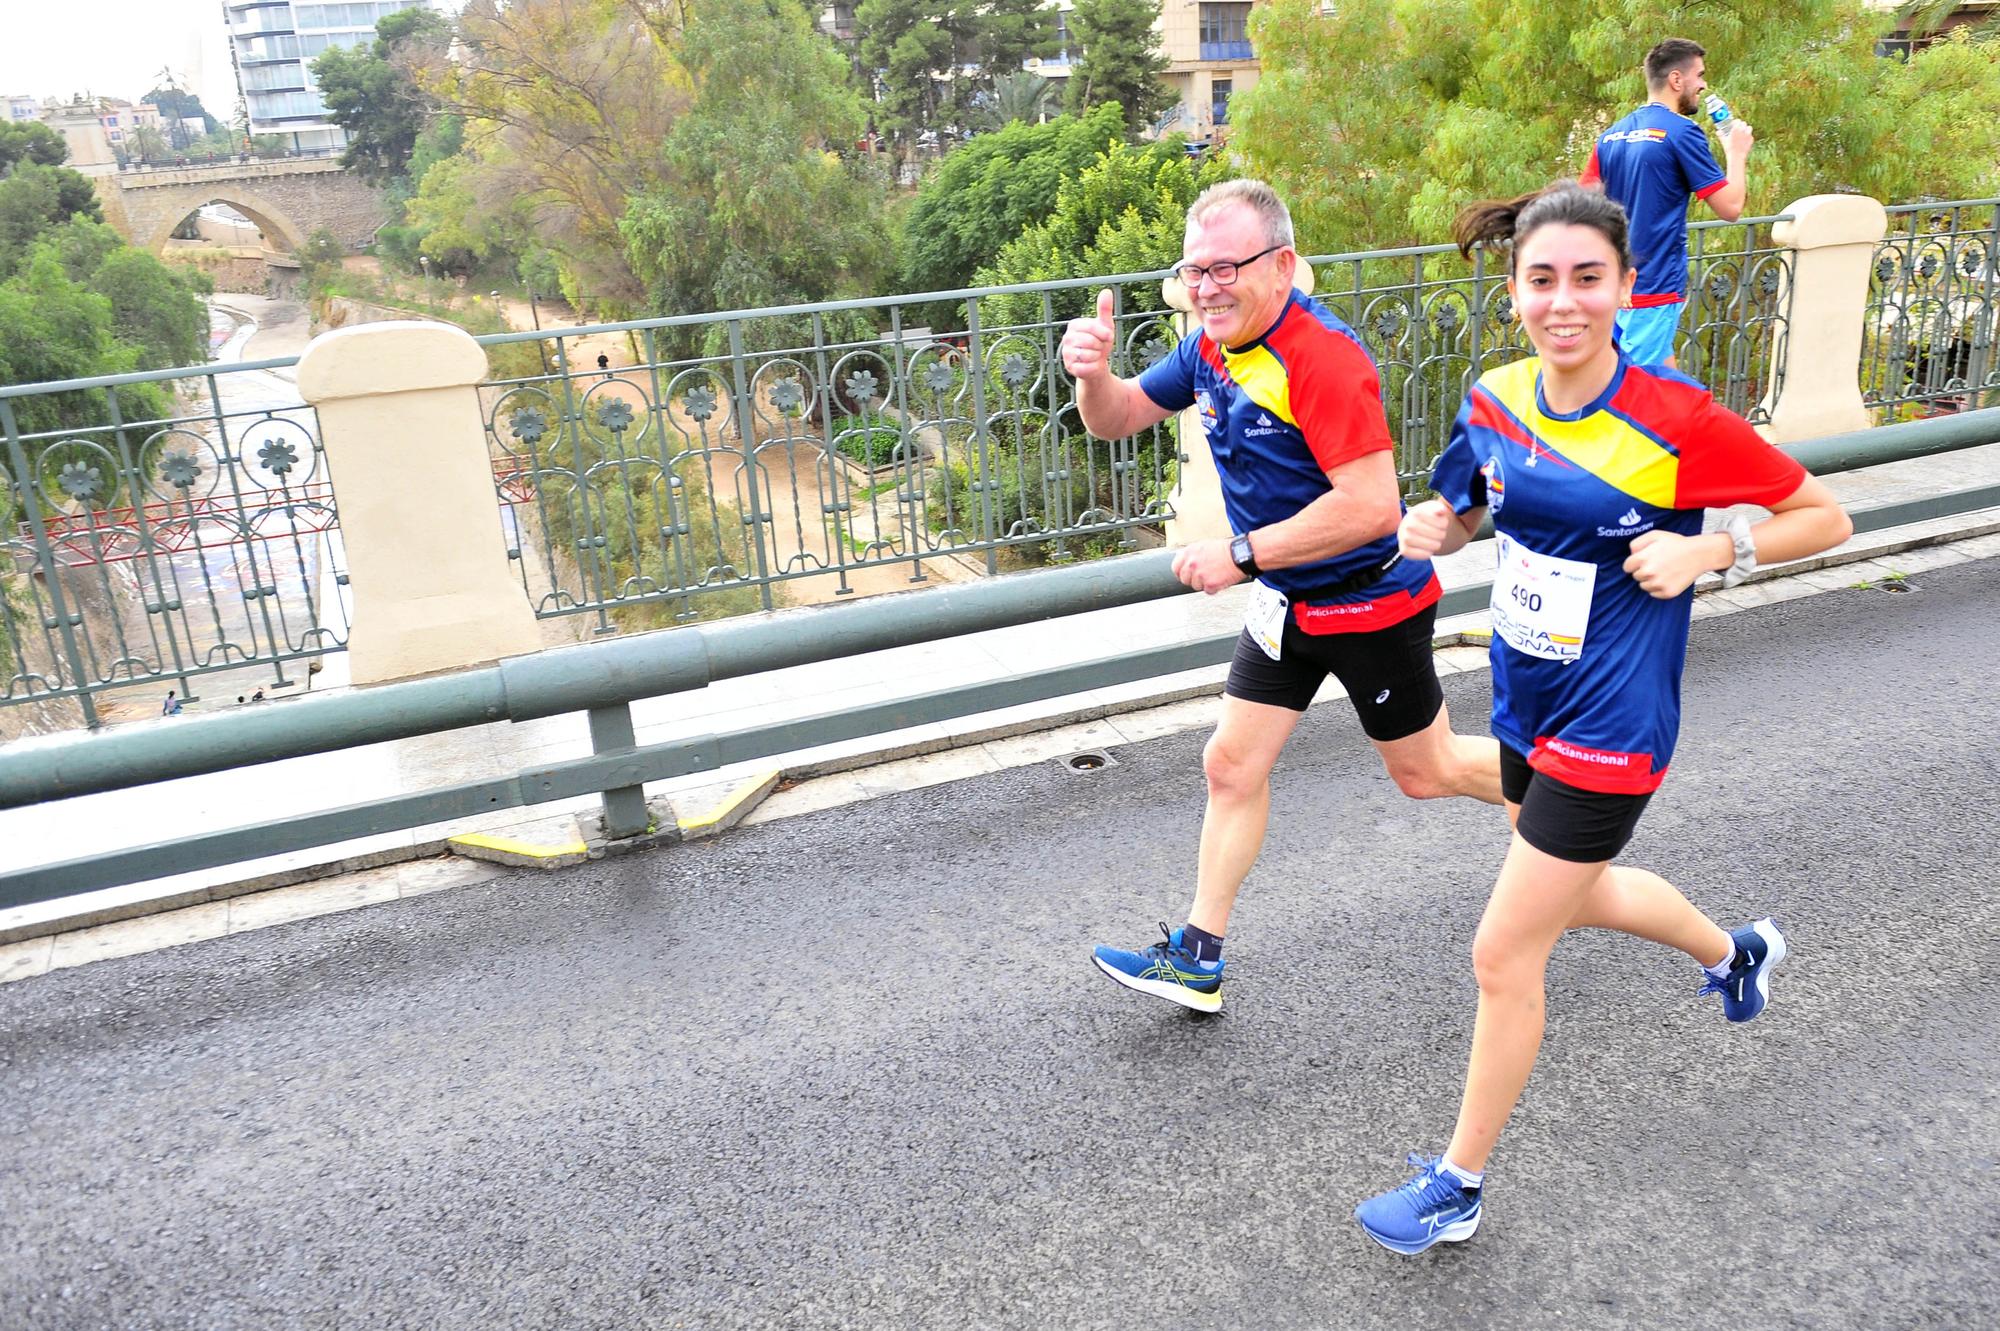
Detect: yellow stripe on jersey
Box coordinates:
(1478, 358, 1679, 509)
(1221, 344, 1299, 427)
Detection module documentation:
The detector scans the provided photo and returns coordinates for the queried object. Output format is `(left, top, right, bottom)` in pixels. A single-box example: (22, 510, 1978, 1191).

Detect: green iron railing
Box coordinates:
(0, 216, 1793, 715)
(1864, 198, 2000, 420)
(0, 357, 344, 726)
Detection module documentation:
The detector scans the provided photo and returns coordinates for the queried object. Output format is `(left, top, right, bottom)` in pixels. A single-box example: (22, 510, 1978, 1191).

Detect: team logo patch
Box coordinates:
(1481, 455, 1505, 514)
(1195, 390, 1219, 435)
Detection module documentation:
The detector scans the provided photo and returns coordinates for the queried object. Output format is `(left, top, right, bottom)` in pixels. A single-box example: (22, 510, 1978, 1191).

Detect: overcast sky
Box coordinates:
(0, 2, 240, 115)
(0, 1, 462, 121)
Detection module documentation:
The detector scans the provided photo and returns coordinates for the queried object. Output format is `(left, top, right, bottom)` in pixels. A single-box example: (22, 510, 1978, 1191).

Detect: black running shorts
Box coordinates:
(1224, 603, 1444, 742)
(1501, 744, 1653, 864)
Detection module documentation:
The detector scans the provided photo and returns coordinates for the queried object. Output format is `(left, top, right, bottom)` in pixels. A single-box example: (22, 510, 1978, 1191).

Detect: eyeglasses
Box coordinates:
(1173, 244, 1284, 288)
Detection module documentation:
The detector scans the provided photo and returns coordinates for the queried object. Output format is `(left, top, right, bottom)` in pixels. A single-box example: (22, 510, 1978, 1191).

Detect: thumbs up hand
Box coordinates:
(1060, 289, 1119, 382)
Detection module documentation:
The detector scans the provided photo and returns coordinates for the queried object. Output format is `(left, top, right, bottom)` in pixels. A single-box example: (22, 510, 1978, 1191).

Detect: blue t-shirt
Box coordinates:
(1138, 291, 1439, 634)
(1584, 103, 1727, 306)
(1430, 354, 1805, 793)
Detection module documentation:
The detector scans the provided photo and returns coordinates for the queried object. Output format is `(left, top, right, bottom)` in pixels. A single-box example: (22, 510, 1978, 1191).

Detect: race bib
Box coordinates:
(1491, 532, 1595, 662)
(1244, 580, 1289, 661)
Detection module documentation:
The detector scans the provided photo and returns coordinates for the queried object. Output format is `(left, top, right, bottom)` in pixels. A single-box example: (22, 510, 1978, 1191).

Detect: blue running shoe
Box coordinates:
(1354, 1153, 1483, 1255)
(1699, 917, 1788, 1023)
(1091, 923, 1223, 1013)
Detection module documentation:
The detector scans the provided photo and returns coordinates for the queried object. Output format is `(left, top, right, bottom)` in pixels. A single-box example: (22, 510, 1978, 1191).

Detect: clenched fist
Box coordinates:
(1399, 498, 1456, 561)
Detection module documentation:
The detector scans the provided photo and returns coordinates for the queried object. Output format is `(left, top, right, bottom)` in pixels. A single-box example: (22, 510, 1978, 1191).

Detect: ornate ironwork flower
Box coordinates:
(998, 353, 1032, 387)
(843, 369, 880, 402)
(1875, 255, 1899, 284)
(57, 460, 104, 502)
(1492, 295, 1515, 326)
(256, 438, 299, 477)
(1432, 302, 1462, 333)
(1918, 253, 1940, 281)
(922, 362, 956, 393)
(1141, 341, 1169, 369)
(508, 406, 549, 445)
(682, 385, 719, 422)
(594, 398, 635, 432)
(159, 449, 203, 488)
(767, 379, 806, 415)
(1372, 309, 1405, 341)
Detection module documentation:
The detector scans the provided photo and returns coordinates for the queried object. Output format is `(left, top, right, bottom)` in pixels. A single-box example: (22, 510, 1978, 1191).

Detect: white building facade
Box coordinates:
(223, 0, 442, 152)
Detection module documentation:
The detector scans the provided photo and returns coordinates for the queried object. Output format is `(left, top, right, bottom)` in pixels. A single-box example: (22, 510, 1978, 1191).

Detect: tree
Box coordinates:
(1063, 0, 1173, 136)
(0, 121, 67, 172)
(0, 165, 104, 278)
(124, 125, 170, 162)
(975, 134, 1233, 325)
(83, 245, 211, 371)
(143, 86, 222, 146)
(1234, 0, 2000, 256)
(978, 72, 1057, 129)
(855, 0, 1054, 137)
(425, 0, 693, 313)
(618, 0, 892, 351)
(314, 5, 454, 183)
(899, 102, 1127, 300)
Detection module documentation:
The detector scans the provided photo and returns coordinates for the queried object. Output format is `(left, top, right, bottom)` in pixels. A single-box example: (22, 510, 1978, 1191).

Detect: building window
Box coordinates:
(1212, 77, 1233, 127)
(1198, 3, 1254, 61)
(1054, 11, 1072, 63)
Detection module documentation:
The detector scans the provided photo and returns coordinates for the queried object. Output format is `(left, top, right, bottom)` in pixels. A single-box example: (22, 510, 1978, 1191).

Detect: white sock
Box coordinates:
(1438, 1156, 1483, 1190)
(1703, 941, 1738, 979)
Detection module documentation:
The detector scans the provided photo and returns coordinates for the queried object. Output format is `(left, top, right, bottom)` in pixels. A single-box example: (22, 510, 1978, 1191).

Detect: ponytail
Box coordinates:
(1451, 180, 1636, 273)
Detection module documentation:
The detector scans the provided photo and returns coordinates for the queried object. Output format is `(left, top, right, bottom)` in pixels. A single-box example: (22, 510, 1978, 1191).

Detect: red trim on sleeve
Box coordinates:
(1581, 147, 1600, 185)
(1671, 398, 1808, 510)
(1627, 292, 1683, 309)
(1694, 179, 1727, 201)
(1269, 311, 1394, 475)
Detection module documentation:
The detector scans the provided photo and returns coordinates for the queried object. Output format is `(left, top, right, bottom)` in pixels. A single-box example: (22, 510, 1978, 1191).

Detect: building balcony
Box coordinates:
(1197, 41, 1255, 61)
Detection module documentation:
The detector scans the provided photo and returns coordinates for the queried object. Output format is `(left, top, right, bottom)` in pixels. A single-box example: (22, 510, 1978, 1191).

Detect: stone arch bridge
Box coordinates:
(90, 156, 388, 260)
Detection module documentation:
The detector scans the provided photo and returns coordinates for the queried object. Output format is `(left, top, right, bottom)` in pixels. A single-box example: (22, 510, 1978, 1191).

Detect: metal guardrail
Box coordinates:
(3, 408, 1995, 910)
(1865, 198, 2000, 419)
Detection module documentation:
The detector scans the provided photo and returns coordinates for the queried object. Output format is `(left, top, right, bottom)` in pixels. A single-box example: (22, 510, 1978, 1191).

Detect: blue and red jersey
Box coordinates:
(1431, 354, 1806, 794)
(1138, 291, 1441, 634)
(1582, 104, 1727, 307)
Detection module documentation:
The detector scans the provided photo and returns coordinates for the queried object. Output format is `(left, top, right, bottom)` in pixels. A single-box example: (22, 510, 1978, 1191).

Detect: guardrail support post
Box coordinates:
(1759, 194, 1889, 444)
(297, 320, 541, 684)
(588, 703, 651, 839)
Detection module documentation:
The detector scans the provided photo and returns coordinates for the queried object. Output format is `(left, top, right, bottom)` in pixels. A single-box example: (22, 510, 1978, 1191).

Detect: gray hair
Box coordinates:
(1187, 179, 1296, 251)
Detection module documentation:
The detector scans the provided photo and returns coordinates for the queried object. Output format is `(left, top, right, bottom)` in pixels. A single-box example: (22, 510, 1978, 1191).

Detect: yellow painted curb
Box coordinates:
(449, 833, 589, 858)
(677, 769, 782, 839)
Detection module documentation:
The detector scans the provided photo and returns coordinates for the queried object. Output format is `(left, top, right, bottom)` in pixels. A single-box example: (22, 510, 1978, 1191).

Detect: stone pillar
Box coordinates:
(1759, 194, 1889, 444)
(297, 321, 541, 684)
(1161, 261, 1317, 546)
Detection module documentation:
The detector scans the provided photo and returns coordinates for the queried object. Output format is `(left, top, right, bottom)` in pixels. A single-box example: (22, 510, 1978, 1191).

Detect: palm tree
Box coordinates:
(981, 73, 1056, 129)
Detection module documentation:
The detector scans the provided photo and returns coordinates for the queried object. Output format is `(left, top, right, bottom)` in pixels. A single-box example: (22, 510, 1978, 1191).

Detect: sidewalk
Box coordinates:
(3, 438, 1998, 963)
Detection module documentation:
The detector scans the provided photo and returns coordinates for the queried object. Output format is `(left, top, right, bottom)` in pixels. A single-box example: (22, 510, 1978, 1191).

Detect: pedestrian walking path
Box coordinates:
(3, 434, 1997, 967)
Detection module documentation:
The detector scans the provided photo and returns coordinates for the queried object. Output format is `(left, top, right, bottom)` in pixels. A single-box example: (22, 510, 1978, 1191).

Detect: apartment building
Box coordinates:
(1022, 0, 1262, 144)
(223, 0, 445, 152)
(5, 94, 40, 123)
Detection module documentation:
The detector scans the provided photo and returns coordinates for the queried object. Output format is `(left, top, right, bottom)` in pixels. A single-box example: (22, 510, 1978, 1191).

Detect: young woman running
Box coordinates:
(1352, 181, 1852, 1255)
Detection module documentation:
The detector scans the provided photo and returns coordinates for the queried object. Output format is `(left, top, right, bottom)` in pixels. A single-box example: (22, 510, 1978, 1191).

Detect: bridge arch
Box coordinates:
(144, 189, 312, 258)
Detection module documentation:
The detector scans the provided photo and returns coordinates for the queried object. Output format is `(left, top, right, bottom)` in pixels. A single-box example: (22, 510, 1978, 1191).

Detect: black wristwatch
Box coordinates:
(1230, 533, 1261, 578)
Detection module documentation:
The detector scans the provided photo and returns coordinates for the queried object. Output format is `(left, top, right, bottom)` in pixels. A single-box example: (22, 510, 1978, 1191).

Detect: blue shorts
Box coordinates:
(1614, 302, 1685, 366)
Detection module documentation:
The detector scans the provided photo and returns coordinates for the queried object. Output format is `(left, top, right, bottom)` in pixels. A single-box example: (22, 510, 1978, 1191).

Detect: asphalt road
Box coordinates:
(5, 561, 1998, 1331)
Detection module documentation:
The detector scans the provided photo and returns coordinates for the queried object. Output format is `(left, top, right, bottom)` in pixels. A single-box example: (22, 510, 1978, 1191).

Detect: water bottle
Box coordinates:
(1703, 92, 1736, 137)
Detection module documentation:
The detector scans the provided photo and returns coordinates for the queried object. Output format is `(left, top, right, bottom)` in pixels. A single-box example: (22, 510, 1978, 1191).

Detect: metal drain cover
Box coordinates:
(1060, 749, 1118, 773)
